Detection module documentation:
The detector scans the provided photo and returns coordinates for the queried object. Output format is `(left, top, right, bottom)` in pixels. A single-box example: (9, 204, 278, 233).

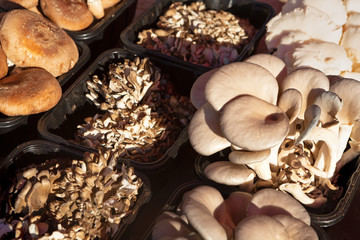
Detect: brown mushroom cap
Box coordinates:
(0, 9, 79, 77)
(220, 95, 289, 151)
(101, 0, 121, 8)
(0, 67, 62, 116)
(0, 44, 8, 79)
(40, 0, 94, 31)
(0, 0, 38, 10)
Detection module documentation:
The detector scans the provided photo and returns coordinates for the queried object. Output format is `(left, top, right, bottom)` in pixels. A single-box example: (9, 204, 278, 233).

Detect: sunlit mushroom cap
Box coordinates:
(220, 95, 289, 151)
(273, 215, 319, 240)
(344, 0, 360, 14)
(205, 62, 279, 111)
(340, 26, 360, 64)
(190, 68, 217, 109)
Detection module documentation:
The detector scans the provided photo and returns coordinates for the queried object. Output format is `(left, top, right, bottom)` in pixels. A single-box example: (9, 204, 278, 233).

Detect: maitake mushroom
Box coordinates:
(188, 53, 360, 207)
(76, 57, 195, 163)
(0, 150, 143, 239)
(152, 186, 318, 240)
(137, 1, 256, 68)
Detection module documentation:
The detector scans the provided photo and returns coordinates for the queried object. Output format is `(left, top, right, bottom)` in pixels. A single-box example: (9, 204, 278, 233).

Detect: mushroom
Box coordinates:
(0, 9, 79, 77)
(0, 0, 38, 10)
(204, 161, 256, 188)
(204, 62, 279, 111)
(0, 45, 8, 79)
(234, 215, 289, 240)
(87, 0, 105, 19)
(279, 183, 315, 205)
(0, 68, 62, 116)
(181, 185, 227, 240)
(190, 68, 217, 109)
(312, 91, 343, 127)
(247, 188, 311, 225)
(101, 0, 121, 8)
(220, 95, 289, 151)
(277, 88, 302, 124)
(40, 0, 94, 31)
(229, 149, 271, 165)
(344, 0, 360, 14)
(273, 214, 319, 240)
(188, 102, 231, 156)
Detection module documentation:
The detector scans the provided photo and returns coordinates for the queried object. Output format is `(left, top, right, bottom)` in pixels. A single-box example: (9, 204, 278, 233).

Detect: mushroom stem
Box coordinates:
(295, 104, 321, 145)
(247, 160, 272, 181)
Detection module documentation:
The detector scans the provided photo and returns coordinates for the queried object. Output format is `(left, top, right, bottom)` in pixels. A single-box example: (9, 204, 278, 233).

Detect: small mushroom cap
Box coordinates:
(204, 161, 256, 186)
(190, 68, 217, 109)
(330, 78, 360, 124)
(40, 0, 94, 31)
(247, 188, 311, 225)
(0, 9, 79, 77)
(220, 95, 289, 151)
(87, 0, 105, 19)
(281, 0, 347, 27)
(205, 62, 279, 111)
(0, 68, 62, 116)
(188, 102, 231, 156)
(234, 215, 289, 240)
(273, 215, 319, 240)
(313, 91, 343, 127)
(284, 41, 352, 75)
(266, 7, 342, 50)
(277, 88, 302, 123)
(229, 149, 271, 165)
(182, 186, 227, 240)
(282, 68, 330, 119)
(244, 53, 287, 87)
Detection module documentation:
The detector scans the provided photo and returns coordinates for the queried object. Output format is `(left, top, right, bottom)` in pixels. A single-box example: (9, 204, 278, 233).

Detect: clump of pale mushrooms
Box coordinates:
(188, 53, 360, 207)
(152, 186, 318, 240)
(265, 0, 360, 79)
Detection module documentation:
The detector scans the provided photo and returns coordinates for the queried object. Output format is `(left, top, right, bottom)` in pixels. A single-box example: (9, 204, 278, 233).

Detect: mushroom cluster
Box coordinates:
(0, 150, 143, 239)
(76, 57, 195, 162)
(137, 1, 256, 67)
(152, 186, 318, 240)
(188, 53, 360, 207)
(0, 0, 123, 31)
(0, 8, 81, 116)
(266, 0, 360, 79)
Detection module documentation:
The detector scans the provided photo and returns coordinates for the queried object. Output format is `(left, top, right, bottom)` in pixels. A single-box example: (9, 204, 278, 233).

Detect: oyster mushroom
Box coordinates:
(205, 62, 279, 111)
(190, 68, 218, 109)
(188, 102, 231, 156)
(181, 185, 227, 240)
(277, 88, 302, 124)
(0, 45, 8, 79)
(87, 0, 105, 19)
(247, 188, 311, 225)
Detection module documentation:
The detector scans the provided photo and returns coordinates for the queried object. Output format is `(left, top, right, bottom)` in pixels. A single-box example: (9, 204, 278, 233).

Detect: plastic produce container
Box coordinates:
(120, 0, 275, 73)
(66, 0, 137, 44)
(194, 149, 360, 227)
(0, 41, 91, 135)
(37, 48, 198, 172)
(0, 140, 151, 240)
(142, 180, 329, 240)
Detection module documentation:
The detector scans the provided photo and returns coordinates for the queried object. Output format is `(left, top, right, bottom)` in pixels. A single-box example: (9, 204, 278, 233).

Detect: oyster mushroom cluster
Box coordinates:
(266, 0, 360, 79)
(188, 53, 360, 207)
(0, 0, 123, 30)
(0, 151, 143, 239)
(137, 1, 256, 67)
(76, 57, 195, 162)
(152, 186, 318, 240)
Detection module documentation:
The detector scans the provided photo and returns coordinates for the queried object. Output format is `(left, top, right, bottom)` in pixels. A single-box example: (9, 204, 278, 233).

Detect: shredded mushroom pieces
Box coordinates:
(76, 57, 195, 162)
(0, 151, 142, 239)
(137, 2, 256, 67)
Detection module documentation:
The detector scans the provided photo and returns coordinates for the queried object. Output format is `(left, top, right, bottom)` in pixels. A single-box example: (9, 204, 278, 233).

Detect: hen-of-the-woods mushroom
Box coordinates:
(188, 53, 360, 207)
(152, 186, 318, 240)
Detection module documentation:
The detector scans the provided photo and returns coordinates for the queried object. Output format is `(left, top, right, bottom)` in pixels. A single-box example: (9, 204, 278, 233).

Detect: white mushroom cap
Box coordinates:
(204, 161, 256, 186)
(188, 102, 231, 156)
(284, 41, 352, 75)
(340, 26, 360, 64)
(266, 7, 343, 51)
(190, 68, 218, 109)
(181, 186, 227, 240)
(244, 53, 287, 88)
(220, 95, 289, 151)
(282, 68, 330, 119)
(312, 91, 343, 127)
(229, 149, 271, 165)
(277, 88, 302, 123)
(272, 30, 311, 60)
(344, 13, 360, 29)
(234, 215, 289, 240)
(247, 188, 311, 225)
(344, 0, 360, 14)
(205, 62, 279, 111)
(273, 215, 319, 240)
(281, 0, 347, 27)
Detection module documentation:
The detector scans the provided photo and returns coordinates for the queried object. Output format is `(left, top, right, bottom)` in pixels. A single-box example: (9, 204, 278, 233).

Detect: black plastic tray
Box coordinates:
(0, 41, 91, 135)
(0, 140, 151, 240)
(120, 0, 275, 73)
(37, 48, 198, 172)
(194, 148, 360, 227)
(66, 0, 137, 44)
(142, 180, 329, 240)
